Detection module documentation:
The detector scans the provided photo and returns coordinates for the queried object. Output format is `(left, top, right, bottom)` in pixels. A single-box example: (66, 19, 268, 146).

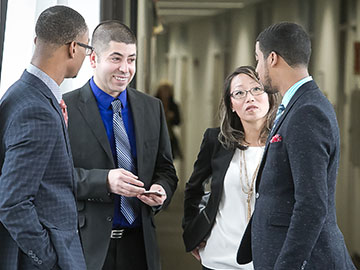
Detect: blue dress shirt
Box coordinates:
(90, 78, 140, 228)
(279, 76, 313, 112)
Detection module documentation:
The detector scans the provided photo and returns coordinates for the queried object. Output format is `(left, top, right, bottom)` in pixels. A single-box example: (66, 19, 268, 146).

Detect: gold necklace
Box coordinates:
(239, 148, 263, 222)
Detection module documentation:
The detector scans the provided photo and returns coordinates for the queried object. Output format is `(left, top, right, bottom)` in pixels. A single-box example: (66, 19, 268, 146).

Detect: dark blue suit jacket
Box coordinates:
(237, 81, 355, 269)
(0, 71, 86, 270)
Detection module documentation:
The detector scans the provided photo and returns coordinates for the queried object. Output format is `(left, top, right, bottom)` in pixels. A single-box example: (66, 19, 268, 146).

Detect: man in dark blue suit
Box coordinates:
(237, 22, 356, 269)
(0, 6, 90, 270)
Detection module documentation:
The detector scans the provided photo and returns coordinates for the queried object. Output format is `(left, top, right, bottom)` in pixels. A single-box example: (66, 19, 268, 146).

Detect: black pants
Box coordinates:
(102, 227, 147, 270)
(202, 266, 214, 270)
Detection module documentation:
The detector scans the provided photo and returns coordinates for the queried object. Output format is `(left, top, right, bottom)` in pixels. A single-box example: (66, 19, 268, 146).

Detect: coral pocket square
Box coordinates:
(270, 134, 282, 143)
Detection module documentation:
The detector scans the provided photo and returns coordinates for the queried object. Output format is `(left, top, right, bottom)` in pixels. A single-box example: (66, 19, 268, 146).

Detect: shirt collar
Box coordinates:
(27, 64, 62, 103)
(90, 77, 128, 109)
(281, 76, 313, 108)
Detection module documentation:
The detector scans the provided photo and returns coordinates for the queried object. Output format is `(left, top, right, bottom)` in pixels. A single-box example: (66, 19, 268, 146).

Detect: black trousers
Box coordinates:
(202, 266, 214, 270)
(102, 227, 147, 270)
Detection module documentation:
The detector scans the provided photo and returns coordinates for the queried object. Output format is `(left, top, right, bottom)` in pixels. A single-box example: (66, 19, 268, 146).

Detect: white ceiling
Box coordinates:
(156, 0, 263, 24)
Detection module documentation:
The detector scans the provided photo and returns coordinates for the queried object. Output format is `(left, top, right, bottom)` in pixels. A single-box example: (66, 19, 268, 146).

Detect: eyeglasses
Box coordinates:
(230, 86, 265, 99)
(76, 42, 94, 56)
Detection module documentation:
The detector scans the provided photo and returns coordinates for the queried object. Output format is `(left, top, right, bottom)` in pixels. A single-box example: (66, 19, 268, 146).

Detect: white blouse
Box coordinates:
(199, 146, 264, 270)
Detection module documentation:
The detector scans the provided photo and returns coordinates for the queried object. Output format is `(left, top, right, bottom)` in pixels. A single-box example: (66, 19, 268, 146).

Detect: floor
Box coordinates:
(155, 188, 360, 270)
(155, 188, 201, 270)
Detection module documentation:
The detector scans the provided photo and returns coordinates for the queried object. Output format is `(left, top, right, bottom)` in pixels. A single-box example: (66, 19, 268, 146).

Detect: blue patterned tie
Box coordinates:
(272, 104, 285, 130)
(111, 99, 138, 224)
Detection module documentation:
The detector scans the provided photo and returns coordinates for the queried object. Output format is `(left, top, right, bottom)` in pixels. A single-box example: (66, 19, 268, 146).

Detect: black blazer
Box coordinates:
(237, 81, 356, 270)
(63, 81, 178, 270)
(182, 127, 235, 252)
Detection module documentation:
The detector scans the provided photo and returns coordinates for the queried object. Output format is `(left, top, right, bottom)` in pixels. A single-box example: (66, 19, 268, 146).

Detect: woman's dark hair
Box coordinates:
(155, 81, 174, 102)
(218, 66, 278, 150)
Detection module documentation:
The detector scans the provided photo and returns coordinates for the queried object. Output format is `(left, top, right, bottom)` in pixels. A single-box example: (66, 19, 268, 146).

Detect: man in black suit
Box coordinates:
(237, 22, 356, 269)
(0, 5, 89, 270)
(63, 21, 178, 270)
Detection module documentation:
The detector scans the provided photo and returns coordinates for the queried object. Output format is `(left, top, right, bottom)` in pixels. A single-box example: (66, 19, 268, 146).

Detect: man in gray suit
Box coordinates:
(237, 22, 355, 270)
(0, 5, 90, 270)
(63, 21, 178, 270)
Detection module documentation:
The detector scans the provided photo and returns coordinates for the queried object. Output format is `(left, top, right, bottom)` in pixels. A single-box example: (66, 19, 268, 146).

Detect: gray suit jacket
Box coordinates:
(237, 81, 355, 270)
(0, 71, 86, 270)
(63, 81, 178, 270)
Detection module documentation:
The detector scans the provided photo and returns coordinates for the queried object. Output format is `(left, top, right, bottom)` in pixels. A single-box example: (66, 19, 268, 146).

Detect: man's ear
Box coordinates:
(68, 41, 76, 59)
(268, 51, 278, 67)
(90, 51, 97, 68)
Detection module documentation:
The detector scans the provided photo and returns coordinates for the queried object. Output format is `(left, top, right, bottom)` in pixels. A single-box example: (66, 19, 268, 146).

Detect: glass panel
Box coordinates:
(0, 0, 100, 98)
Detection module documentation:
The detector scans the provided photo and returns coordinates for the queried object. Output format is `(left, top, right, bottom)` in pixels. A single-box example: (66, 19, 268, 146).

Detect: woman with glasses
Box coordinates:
(182, 66, 278, 270)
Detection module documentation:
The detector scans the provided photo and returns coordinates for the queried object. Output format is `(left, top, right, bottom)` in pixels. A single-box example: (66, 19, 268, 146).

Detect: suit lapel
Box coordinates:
(270, 81, 316, 138)
(42, 86, 77, 193)
(127, 88, 144, 175)
(215, 147, 235, 183)
(256, 81, 316, 191)
(22, 71, 76, 191)
(78, 84, 115, 164)
(49, 97, 71, 150)
(22, 71, 72, 155)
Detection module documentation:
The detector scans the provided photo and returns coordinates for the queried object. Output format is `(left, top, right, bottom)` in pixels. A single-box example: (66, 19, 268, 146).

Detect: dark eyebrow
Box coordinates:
(109, 52, 136, 57)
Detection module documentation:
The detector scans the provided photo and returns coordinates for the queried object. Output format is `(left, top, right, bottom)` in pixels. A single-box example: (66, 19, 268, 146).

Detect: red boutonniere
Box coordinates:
(270, 134, 282, 143)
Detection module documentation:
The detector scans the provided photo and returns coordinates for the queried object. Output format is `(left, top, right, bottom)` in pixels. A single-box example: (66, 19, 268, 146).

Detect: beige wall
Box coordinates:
(312, 0, 340, 104)
(149, 0, 360, 256)
(229, 6, 257, 70)
(339, 0, 360, 253)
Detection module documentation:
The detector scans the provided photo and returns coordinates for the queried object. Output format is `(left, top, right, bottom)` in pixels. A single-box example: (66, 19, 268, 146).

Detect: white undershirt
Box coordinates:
(199, 146, 264, 270)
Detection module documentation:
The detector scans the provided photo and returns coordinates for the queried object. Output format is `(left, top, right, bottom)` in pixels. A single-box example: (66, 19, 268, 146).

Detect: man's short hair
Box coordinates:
(256, 22, 311, 68)
(91, 20, 136, 54)
(35, 5, 87, 46)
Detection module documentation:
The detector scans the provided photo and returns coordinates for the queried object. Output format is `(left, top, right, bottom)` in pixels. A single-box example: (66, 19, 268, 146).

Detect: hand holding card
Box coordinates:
(137, 184, 167, 206)
(142, 190, 165, 196)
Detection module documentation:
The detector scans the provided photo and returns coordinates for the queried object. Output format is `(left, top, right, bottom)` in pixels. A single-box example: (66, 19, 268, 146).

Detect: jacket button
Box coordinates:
(255, 193, 259, 199)
(106, 216, 113, 222)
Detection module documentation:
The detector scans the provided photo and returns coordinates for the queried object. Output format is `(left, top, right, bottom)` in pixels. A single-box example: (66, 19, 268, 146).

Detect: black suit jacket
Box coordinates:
(63, 81, 178, 270)
(182, 128, 235, 252)
(0, 71, 86, 270)
(237, 81, 355, 270)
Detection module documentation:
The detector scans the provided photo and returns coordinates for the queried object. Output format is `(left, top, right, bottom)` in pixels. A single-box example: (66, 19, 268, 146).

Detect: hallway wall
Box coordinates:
(150, 0, 360, 257)
(338, 0, 360, 253)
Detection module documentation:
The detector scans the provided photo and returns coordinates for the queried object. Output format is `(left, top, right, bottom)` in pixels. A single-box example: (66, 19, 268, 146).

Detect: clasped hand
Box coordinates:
(107, 168, 166, 206)
(191, 241, 206, 261)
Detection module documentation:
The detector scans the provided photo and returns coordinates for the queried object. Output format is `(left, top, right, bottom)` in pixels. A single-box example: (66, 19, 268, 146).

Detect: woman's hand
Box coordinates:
(190, 241, 206, 261)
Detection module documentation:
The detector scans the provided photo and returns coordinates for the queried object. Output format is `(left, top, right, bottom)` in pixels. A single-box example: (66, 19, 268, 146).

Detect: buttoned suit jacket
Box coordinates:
(0, 71, 86, 270)
(237, 81, 355, 270)
(182, 127, 235, 252)
(63, 81, 178, 270)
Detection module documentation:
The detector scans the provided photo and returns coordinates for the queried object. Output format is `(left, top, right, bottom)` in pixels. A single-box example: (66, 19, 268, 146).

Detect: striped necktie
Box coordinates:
(111, 99, 138, 224)
(272, 104, 285, 130)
